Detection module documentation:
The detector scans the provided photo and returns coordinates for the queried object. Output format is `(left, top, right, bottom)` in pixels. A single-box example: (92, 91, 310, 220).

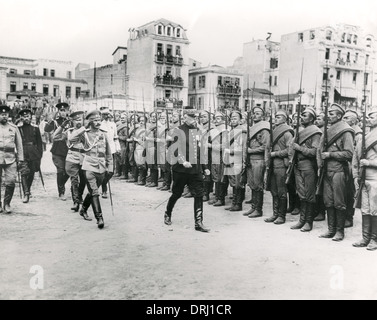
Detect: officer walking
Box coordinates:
(0, 105, 24, 213)
(18, 109, 43, 204)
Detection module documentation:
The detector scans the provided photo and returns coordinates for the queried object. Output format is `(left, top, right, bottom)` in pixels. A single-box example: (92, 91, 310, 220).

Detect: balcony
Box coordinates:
(155, 99, 183, 109)
(322, 59, 364, 71)
(155, 76, 184, 87)
(217, 85, 241, 96)
(154, 54, 184, 65)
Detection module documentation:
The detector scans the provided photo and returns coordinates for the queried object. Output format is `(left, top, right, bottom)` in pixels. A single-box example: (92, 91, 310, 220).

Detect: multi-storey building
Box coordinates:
(0, 56, 88, 103)
(126, 18, 189, 112)
(279, 24, 377, 112)
(233, 39, 280, 96)
(188, 65, 243, 112)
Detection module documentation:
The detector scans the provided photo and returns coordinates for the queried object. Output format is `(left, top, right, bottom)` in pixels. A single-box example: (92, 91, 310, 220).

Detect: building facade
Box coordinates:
(126, 18, 189, 112)
(0, 56, 88, 103)
(279, 24, 377, 113)
(188, 65, 243, 112)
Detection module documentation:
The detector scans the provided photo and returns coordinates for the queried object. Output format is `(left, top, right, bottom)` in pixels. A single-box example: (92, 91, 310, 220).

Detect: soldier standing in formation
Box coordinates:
(0, 105, 24, 213)
(352, 107, 377, 250)
(318, 103, 354, 242)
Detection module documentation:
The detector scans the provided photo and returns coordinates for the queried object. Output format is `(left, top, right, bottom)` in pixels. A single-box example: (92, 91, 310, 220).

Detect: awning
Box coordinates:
(334, 88, 357, 100)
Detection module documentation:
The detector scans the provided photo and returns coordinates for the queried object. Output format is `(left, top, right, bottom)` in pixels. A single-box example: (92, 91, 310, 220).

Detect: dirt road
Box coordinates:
(1, 149, 376, 300)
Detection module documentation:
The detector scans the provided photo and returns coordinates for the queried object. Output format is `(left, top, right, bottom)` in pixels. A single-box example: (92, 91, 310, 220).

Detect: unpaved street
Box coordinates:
(1, 149, 377, 300)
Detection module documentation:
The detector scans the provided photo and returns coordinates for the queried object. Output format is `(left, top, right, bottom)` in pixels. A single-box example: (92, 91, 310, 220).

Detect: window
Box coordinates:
(353, 73, 357, 83)
(111, 74, 113, 85)
(366, 38, 372, 48)
(43, 68, 48, 76)
(310, 30, 315, 40)
(176, 46, 181, 56)
(43, 84, 49, 95)
(323, 69, 328, 81)
(199, 75, 206, 89)
(76, 87, 81, 99)
(158, 25, 162, 35)
(144, 29, 148, 35)
(167, 27, 171, 36)
(353, 35, 358, 45)
(66, 86, 71, 98)
(270, 58, 278, 69)
(337, 71, 341, 80)
(166, 44, 173, 56)
(269, 75, 272, 87)
(347, 34, 352, 44)
(326, 30, 332, 40)
(177, 28, 181, 37)
(192, 76, 196, 90)
(198, 97, 202, 108)
(274, 76, 278, 86)
(341, 33, 346, 43)
(23, 83, 28, 90)
(9, 69, 17, 74)
(298, 33, 303, 42)
(325, 48, 330, 60)
(31, 83, 36, 91)
(218, 76, 223, 85)
(366, 54, 369, 65)
(365, 73, 369, 86)
(156, 65, 163, 75)
(157, 43, 163, 57)
(355, 52, 359, 63)
(53, 85, 59, 97)
(10, 82, 16, 92)
(338, 50, 341, 59)
(347, 52, 351, 62)
(67, 71, 72, 79)
(175, 67, 181, 77)
(50, 69, 55, 77)
(24, 70, 31, 75)
(190, 97, 195, 107)
(165, 90, 171, 99)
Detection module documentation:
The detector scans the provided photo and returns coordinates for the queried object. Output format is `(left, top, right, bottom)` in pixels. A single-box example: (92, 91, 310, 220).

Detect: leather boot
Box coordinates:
(265, 196, 279, 223)
(301, 201, 314, 232)
(213, 183, 226, 206)
(367, 217, 377, 251)
(21, 175, 30, 203)
(194, 197, 210, 232)
(274, 198, 287, 224)
(3, 186, 15, 214)
(127, 167, 138, 183)
(92, 195, 104, 229)
(243, 190, 256, 216)
(247, 191, 263, 218)
(203, 182, 210, 202)
(291, 196, 301, 215)
(245, 187, 253, 204)
(165, 194, 179, 225)
(314, 195, 326, 221)
(291, 201, 306, 230)
(208, 183, 219, 205)
(287, 190, 296, 213)
(332, 209, 346, 242)
(79, 194, 92, 221)
(319, 207, 336, 238)
(225, 187, 237, 211)
(353, 215, 372, 248)
(229, 188, 243, 212)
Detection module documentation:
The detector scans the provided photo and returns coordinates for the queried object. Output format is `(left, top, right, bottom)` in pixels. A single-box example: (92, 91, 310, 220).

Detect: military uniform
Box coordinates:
(289, 107, 322, 232)
(18, 109, 43, 203)
(223, 112, 247, 212)
(209, 114, 228, 206)
(133, 123, 147, 185)
(44, 103, 71, 199)
(125, 121, 138, 182)
(52, 111, 86, 212)
(68, 110, 113, 229)
(352, 107, 377, 250)
(145, 117, 159, 187)
(165, 109, 210, 232)
(244, 108, 270, 218)
(117, 120, 129, 179)
(318, 104, 354, 241)
(0, 105, 24, 213)
(266, 110, 294, 224)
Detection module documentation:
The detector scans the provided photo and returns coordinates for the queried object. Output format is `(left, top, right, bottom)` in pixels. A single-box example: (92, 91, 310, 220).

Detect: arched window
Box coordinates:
(326, 30, 332, 40)
(366, 37, 372, 48)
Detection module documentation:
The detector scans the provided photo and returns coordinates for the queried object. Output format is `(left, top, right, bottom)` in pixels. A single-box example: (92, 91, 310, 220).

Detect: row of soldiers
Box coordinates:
(1, 101, 377, 251)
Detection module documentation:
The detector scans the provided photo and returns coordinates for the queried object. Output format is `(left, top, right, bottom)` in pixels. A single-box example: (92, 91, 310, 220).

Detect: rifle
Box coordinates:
(39, 169, 46, 192)
(316, 66, 330, 195)
(107, 179, 115, 216)
(246, 110, 251, 167)
(16, 157, 22, 199)
(286, 59, 304, 184)
(265, 103, 274, 191)
(354, 76, 368, 208)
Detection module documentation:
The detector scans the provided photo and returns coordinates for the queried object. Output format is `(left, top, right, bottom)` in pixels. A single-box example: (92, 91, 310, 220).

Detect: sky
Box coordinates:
(1, 0, 377, 68)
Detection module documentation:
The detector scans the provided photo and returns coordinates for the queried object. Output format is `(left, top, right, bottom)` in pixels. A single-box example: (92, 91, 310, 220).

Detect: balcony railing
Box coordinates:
(217, 85, 241, 96)
(154, 54, 184, 66)
(322, 59, 364, 71)
(155, 76, 184, 87)
(155, 99, 183, 109)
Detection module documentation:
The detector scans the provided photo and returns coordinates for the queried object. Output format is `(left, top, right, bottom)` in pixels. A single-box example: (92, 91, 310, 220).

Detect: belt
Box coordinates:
(0, 147, 15, 152)
(69, 147, 86, 153)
